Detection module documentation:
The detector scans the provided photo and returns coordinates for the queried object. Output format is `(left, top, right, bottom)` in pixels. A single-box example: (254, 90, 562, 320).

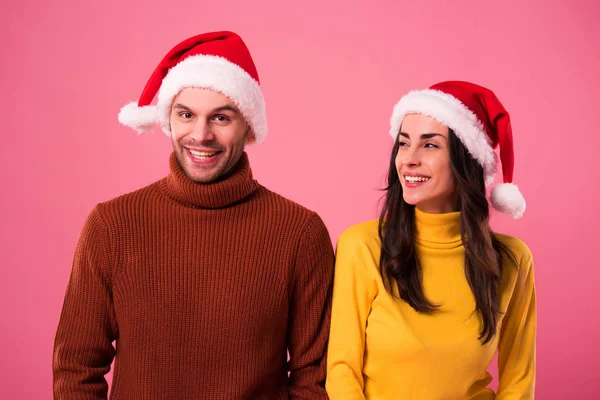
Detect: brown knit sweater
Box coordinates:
(53, 152, 334, 399)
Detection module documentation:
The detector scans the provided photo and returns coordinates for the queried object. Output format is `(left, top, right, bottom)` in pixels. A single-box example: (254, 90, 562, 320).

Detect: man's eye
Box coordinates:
(179, 112, 193, 119)
(214, 115, 230, 122)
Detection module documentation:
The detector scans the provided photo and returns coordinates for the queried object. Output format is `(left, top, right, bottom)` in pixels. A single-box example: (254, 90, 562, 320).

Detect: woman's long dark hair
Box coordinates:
(378, 129, 514, 344)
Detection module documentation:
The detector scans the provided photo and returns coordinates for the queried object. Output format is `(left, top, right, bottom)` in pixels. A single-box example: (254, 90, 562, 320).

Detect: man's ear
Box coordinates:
(246, 126, 256, 144)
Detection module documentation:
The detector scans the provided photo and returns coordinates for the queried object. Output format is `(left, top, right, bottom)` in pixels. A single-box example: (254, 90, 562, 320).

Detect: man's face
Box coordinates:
(170, 87, 254, 183)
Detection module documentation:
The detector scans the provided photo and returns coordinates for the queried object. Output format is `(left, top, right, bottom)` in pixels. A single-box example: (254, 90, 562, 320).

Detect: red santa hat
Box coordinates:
(389, 81, 526, 218)
(118, 31, 267, 144)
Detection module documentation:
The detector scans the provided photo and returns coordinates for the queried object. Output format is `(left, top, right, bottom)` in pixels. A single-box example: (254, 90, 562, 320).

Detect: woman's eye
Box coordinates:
(398, 141, 409, 147)
(424, 143, 439, 148)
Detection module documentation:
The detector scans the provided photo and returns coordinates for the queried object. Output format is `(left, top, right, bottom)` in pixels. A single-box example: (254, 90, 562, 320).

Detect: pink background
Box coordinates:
(2, 0, 598, 398)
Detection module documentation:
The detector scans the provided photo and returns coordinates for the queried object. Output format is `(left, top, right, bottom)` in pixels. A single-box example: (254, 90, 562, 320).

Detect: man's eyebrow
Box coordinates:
(212, 105, 240, 114)
(173, 103, 192, 111)
(172, 104, 240, 114)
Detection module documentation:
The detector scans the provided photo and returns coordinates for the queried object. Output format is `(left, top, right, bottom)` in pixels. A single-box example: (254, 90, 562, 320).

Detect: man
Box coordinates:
(53, 31, 334, 399)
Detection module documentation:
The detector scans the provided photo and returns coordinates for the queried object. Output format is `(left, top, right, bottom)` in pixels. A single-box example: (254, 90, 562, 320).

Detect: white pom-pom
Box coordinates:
(118, 102, 158, 133)
(490, 183, 526, 219)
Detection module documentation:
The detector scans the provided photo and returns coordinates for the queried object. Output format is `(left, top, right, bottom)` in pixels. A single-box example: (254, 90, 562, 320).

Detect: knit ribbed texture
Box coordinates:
(53, 152, 334, 399)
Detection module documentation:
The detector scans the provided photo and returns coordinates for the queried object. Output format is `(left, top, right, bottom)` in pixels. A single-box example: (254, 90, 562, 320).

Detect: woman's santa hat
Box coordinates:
(118, 31, 267, 144)
(390, 81, 526, 218)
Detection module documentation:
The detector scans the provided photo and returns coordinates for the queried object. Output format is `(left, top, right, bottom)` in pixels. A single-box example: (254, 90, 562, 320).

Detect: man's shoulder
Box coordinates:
(254, 185, 330, 235)
(255, 185, 318, 218)
(93, 179, 164, 220)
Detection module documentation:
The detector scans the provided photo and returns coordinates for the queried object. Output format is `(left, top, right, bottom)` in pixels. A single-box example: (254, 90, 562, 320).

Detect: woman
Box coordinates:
(326, 81, 535, 399)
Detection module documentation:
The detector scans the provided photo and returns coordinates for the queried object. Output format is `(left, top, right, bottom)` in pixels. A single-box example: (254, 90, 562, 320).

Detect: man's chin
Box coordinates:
(184, 167, 223, 184)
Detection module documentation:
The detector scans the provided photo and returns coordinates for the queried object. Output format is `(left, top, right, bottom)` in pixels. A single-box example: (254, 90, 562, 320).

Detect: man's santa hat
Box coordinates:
(390, 81, 526, 218)
(118, 31, 267, 144)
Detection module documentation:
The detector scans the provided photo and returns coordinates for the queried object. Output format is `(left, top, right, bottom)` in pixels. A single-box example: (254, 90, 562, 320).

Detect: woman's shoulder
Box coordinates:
(335, 220, 382, 277)
(338, 219, 380, 244)
(335, 219, 383, 259)
(494, 232, 534, 269)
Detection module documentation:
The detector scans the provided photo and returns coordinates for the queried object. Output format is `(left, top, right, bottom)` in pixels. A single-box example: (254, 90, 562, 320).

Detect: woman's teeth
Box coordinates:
(405, 176, 430, 183)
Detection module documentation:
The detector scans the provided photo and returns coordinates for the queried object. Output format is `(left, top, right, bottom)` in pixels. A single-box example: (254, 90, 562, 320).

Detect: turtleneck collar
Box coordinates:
(158, 152, 259, 209)
(415, 207, 463, 249)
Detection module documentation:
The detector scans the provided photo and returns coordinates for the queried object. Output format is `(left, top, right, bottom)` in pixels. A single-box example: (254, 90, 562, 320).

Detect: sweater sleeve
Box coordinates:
(496, 248, 536, 399)
(53, 205, 119, 399)
(287, 214, 335, 399)
(325, 227, 378, 400)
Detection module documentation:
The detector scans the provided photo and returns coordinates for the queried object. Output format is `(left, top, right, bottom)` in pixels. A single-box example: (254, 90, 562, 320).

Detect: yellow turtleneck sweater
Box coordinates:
(326, 209, 536, 399)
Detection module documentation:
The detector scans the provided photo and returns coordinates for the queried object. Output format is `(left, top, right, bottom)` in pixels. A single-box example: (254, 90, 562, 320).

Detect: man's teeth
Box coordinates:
(405, 176, 430, 182)
(189, 149, 218, 158)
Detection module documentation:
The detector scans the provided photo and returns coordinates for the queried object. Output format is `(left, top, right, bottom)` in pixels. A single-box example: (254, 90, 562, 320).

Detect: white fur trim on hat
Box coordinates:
(490, 183, 526, 219)
(118, 102, 159, 134)
(158, 55, 267, 144)
(390, 89, 497, 185)
(117, 55, 267, 144)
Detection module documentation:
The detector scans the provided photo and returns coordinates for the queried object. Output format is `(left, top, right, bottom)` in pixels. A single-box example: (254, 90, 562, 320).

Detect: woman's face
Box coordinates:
(395, 113, 458, 213)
